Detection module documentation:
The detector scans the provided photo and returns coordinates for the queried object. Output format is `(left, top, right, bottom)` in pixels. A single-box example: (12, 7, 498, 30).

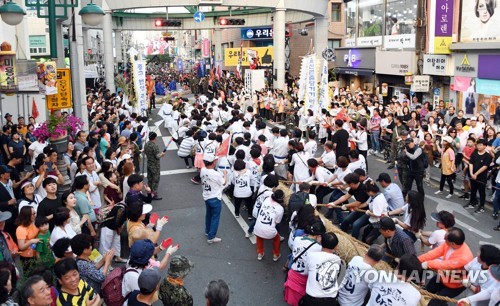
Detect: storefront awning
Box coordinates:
(334, 68, 375, 76)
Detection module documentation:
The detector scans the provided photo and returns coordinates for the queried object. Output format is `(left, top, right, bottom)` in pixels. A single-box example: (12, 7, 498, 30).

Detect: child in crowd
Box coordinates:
(35, 217, 53, 265)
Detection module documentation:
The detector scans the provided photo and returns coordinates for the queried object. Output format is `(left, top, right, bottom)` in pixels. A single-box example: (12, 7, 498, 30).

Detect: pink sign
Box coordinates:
(453, 76, 471, 92)
(202, 39, 210, 58)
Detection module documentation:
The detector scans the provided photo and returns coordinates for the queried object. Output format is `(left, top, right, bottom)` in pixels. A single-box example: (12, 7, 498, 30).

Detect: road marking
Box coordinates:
(160, 168, 197, 176)
(222, 194, 257, 244)
(426, 195, 492, 239)
(479, 241, 500, 249)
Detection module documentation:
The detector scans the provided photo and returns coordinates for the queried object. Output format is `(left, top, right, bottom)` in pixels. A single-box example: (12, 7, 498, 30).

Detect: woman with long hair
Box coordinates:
(121, 161, 135, 197)
(434, 136, 456, 198)
(388, 190, 427, 242)
(407, 111, 420, 130)
(15, 206, 38, 273)
(0, 269, 16, 306)
(62, 191, 87, 235)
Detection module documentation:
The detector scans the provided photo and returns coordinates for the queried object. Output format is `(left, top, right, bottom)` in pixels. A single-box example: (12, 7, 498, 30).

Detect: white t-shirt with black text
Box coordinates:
(304, 251, 342, 298)
(338, 256, 374, 306)
(367, 271, 421, 306)
(200, 168, 225, 200)
(253, 197, 284, 239)
(291, 236, 322, 275)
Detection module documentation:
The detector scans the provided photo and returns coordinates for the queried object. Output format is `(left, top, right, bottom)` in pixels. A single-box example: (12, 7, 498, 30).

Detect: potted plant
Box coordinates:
(32, 112, 84, 153)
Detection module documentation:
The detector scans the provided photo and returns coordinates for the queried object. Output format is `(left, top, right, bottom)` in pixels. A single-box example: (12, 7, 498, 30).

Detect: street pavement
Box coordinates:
(145, 108, 499, 305)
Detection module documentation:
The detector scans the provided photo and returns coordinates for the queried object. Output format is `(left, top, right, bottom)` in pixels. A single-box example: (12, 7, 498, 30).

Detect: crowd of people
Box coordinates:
(0, 65, 498, 306)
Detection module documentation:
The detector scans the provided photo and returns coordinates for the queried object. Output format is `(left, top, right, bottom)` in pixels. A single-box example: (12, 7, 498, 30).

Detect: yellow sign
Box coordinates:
(433, 37, 452, 54)
(224, 47, 274, 67)
(461, 54, 470, 66)
(47, 68, 72, 110)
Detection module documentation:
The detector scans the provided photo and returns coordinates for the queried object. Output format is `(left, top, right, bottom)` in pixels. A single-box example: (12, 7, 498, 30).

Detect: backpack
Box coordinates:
(421, 152, 429, 169)
(288, 192, 308, 221)
(101, 266, 138, 306)
(101, 203, 126, 230)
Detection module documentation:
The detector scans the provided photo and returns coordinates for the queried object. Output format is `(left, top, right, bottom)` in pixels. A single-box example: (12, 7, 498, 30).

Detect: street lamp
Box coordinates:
(79, 2, 104, 26)
(0, 1, 27, 26)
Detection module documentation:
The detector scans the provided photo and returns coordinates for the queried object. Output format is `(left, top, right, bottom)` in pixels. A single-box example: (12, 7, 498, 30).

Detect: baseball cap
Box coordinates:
(430, 212, 443, 223)
(0, 166, 12, 175)
(4, 113, 12, 119)
(0, 211, 12, 222)
(130, 239, 155, 265)
(122, 153, 132, 160)
(118, 136, 127, 145)
(142, 204, 153, 215)
(376, 173, 391, 183)
(379, 216, 396, 231)
(442, 136, 453, 144)
(400, 130, 409, 137)
(168, 255, 194, 278)
(470, 116, 477, 121)
(203, 153, 217, 163)
(21, 181, 34, 190)
(138, 267, 161, 294)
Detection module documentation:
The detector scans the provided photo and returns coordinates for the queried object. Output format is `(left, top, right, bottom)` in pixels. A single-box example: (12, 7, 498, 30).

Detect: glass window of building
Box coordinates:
(358, 0, 384, 37)
(331, 3, 341, 22)
(328, 39, 341, 49)
(386, 0, 416, 35)
(346, 0, 357, 38)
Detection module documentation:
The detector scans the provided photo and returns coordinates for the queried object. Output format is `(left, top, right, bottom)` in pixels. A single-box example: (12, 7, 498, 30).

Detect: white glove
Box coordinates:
(341, 205, 348, 211)
(415, 232, 422, 239)
(156, 217, 168, 231)
(365, 210, 371, 215)
(392, 217, 399, 224)
(421, 261, 428, 269)
(461, 278, 471, 288)
(166, 244, 179, 256)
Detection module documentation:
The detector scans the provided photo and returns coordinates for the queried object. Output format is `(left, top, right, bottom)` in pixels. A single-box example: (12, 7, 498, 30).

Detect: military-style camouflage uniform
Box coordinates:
(159, 255, 194, 306)
(158, 279, 194, 306)
(396, 140, 409, 191)
(144, 140, 161, 194)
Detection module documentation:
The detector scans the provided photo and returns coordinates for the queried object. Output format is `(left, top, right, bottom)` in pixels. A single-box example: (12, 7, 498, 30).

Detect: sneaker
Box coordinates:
(257, 253, 264, 261)
(235, 215, 240, 218)
(474, 208, 485, 214)
(280, 236, 285, 242)
(191, 178, 201, 185)
(248, 216, 253, 220)
(186, 166, 192, 169)
(207, 237, 222, 244)
(494, 226, 500, 231)
(446, 194, 453, 199)
(459, 194, 469, 199)
(434, 190, 443, 195)
(245, 232, 253, 238)
(273, 254, 282, 262)
(387, 165, 394, 169)
(492, 212, 498, 220)
(152, 195, 163, 201)
(464, 203, 476, 209)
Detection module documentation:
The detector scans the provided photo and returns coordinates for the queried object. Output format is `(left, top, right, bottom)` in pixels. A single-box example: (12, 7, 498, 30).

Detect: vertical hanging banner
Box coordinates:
(0, 51, 17, 92)
(297, 56, 308, 103)
(202, 39, 210, 58)
(46, 68, 72, 110)
(429, 0, 454, 54)
(306, 56, 317, 111)
(36, 61, 58, 95)
(177, 58, 184, 72)
(133, 60, 147, 114)
(319, 59, 329, 111)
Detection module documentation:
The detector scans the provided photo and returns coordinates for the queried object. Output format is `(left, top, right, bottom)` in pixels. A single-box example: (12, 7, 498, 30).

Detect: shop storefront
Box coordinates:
(375, 50, 417, 104)
(333, 48, 376, 94)
(451, 52, 500, 120)
(422, 54, 452, 108)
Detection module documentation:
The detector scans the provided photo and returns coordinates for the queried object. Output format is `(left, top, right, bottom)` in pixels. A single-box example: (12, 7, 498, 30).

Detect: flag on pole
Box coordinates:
(216, 134, 231, 157)
(32, 98, 39, 119)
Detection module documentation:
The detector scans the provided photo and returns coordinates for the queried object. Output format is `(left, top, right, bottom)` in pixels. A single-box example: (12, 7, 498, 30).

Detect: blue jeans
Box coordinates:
(326, 189, 346, 223)
(371, 130, 381, 152)
(205, 197, 222, 240)
(340, 212, 369, 239)
(494, 183, 500, 213)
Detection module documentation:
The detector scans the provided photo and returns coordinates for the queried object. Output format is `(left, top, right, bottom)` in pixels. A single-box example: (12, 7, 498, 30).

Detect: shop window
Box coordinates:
(358, 0, 384, 37)
(346, 1, 356, 39)
(385, 0, 416, 35)
(38, 48, 47, 53)
(328, 39, 341, 49)
(331, 3, 341, 22)
(30, 48, 37, 54)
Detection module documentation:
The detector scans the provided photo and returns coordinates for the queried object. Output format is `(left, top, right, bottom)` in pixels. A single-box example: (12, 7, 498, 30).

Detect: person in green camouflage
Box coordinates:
(144, 132, 165, 201)
(158, 255, 194, 306)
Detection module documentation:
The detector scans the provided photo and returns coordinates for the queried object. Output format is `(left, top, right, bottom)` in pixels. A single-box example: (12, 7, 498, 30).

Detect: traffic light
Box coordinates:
(218, 18, 245, 26)
(154, 19, 182, 27)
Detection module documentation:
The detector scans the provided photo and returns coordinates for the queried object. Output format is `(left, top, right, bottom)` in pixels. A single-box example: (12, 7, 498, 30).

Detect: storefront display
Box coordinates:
(333, 48, 376, 93)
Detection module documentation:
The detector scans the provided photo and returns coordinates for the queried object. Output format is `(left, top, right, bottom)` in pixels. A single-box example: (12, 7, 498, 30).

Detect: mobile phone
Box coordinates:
(45, 162, 53, 169)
